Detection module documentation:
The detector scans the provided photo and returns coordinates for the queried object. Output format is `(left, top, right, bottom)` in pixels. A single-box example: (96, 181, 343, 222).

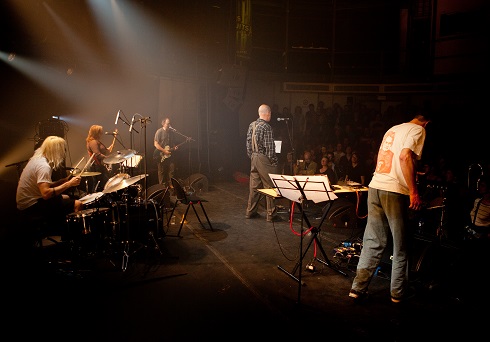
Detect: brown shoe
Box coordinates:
(267, 215, 282, 222)
(245, 212, 259, 219)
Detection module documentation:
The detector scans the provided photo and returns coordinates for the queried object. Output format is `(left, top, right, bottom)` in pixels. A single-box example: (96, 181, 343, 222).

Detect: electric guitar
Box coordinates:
(153, 140, 189, 162)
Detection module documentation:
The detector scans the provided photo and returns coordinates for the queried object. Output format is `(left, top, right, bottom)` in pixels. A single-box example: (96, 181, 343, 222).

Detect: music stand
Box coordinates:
(269, 174, 347, 304)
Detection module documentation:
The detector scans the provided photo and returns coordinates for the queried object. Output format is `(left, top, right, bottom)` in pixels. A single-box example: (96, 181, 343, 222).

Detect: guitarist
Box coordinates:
(86, 124, 115, 192)
(154, 117, 178, 186)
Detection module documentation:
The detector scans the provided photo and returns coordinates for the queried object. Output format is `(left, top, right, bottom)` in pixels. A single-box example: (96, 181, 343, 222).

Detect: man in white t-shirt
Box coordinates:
(349, 109, 431, 304)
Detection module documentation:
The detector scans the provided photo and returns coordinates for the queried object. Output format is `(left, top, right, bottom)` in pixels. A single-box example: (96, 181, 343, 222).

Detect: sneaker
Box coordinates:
(391, 288, 415, 303)
(349, 289, 367, 301)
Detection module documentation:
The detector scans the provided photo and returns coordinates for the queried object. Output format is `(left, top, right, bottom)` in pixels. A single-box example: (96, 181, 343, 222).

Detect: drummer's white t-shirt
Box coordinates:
(16, 156, 52, 210)
(369, 122, 426, 195)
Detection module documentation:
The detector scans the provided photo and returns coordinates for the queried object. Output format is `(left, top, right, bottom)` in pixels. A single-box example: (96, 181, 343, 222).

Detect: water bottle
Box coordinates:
(171, 215, 176, 225)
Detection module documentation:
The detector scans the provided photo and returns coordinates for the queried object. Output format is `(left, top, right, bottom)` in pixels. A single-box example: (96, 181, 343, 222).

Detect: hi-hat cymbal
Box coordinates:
(73, 171, 102, 177)
(104, 149, 136, 164)
(79, 192, 104, 204)
(102, 174, 148, 193)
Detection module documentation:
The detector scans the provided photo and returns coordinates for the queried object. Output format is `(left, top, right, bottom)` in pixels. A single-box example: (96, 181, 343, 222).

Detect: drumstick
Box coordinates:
(73, 156, 85, 171)
(69, 156, 85, 176)
(77, 153, 95, 175)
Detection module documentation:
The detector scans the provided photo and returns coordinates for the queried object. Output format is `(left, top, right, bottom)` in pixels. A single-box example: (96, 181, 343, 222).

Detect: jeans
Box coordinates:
(351, 187, 410, 299)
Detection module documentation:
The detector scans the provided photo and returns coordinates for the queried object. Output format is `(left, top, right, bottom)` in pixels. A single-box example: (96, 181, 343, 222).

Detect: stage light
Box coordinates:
(8, 53, 15, 62)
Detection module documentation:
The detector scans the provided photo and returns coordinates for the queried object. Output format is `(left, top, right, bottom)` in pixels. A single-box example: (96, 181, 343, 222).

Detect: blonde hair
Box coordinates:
(32, 136, 67, 169)
(86, 125, 103, 143)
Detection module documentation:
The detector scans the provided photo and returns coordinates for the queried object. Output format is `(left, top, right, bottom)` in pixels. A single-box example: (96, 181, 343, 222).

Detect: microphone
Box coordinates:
(115, 110, 120, 125)
(129, 116, 135, 132)
(168, 125, 177, 131)
(277, 117, 289, 121)
(105, 131, 118, 135)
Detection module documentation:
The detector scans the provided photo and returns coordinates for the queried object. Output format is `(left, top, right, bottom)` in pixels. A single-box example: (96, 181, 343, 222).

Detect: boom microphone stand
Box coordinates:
(169, 126, 195, 188)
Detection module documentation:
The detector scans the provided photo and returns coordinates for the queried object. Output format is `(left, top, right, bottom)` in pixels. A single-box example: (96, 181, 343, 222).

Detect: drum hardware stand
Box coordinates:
(106, 196, 143, 272)
(135, 115, 174, 262)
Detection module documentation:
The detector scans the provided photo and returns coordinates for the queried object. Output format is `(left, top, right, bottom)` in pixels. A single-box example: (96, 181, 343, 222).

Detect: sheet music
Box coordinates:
(269, 174, 337, 203)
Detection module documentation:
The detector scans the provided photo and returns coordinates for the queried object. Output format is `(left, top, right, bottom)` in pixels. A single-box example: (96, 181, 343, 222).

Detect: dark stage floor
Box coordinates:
(3, 178, 486, 340)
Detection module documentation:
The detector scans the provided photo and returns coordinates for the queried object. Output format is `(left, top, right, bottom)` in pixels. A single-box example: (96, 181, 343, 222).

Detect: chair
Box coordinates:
(145, 184, 172, 237)
(167, 177, 213, 237)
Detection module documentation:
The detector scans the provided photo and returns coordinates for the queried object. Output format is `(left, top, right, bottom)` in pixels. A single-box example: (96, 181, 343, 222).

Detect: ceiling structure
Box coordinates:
(0, 0, 410, 83)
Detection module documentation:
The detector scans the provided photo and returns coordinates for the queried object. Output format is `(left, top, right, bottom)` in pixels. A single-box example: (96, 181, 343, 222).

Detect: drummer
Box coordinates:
(86, 124, 115, 192)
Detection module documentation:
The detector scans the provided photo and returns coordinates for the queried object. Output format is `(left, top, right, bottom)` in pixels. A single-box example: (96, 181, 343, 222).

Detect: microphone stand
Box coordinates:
(284, 118, 294, 175)
(139, 116, 152, 204)
(171, 127, 195, 188)
(118, 112, 139, 134)
(128, 114, 143, 177)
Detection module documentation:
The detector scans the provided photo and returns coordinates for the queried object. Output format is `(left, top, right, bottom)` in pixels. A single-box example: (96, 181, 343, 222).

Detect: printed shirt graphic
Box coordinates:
(376, 131, 395, 173)
(369, 122, 426, 195)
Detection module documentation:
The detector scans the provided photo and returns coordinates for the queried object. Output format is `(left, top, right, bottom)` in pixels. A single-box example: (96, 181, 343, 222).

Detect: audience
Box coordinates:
(344, 151, 366, 186)
(317, 156, 339, 185)
(294, 150, 317, 176)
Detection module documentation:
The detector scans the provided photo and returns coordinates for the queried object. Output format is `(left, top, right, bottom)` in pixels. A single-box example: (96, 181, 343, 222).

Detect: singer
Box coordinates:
(153, 118, 178, 187)
(85, 124, 115, 191)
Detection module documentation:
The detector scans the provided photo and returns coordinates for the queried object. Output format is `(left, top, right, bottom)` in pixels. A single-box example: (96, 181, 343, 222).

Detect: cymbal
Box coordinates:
(79, 192, 104, 204)
(102, 174, 148, 193)
(73, 171, 102, 177)
(104, 173, 130, 190)
(104, 149, 136, 164)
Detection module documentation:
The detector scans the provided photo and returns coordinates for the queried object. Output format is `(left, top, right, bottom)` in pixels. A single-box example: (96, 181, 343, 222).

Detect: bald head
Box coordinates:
(258, 104, 272, 122)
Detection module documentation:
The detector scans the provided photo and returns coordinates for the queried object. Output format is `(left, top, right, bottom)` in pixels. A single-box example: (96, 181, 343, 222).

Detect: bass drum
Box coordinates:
(111, 200, 161, 243)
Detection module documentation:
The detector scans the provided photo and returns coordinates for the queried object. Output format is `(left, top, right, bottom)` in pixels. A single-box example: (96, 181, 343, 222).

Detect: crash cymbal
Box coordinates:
(104, 149, 137, 164)
(74, 171, 102, 177)
(104, 173, 130, 190)
(102, 174, 148, 193)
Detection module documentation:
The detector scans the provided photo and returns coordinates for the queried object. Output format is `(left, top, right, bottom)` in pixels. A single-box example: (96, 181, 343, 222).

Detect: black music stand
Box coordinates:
(269, 174, 347, 305)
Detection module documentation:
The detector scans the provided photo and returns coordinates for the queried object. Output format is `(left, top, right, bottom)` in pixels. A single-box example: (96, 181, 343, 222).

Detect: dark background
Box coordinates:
(1, 0, 488, 185)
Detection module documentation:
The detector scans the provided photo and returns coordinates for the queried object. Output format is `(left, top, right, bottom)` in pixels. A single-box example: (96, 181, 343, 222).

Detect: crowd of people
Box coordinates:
(270, 101, 488, 233)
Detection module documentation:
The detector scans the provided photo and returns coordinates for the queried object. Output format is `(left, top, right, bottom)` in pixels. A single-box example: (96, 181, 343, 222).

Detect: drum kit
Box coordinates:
(67, 149, 164, 269)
